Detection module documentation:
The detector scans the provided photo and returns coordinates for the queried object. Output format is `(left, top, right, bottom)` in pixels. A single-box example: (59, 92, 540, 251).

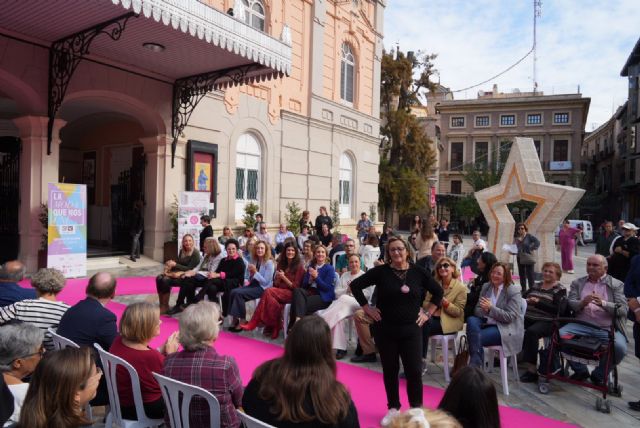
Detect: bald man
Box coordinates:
(560, 255, 628, 386)
(0, 260, 35, 307)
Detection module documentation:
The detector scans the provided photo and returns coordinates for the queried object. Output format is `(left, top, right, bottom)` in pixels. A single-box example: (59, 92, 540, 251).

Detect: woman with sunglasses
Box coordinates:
(350, 236, 443, 427)
(422, 257, 467, 363)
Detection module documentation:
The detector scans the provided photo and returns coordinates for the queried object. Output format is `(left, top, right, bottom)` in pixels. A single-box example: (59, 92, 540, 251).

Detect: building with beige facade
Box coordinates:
(0, 0, 385, 271)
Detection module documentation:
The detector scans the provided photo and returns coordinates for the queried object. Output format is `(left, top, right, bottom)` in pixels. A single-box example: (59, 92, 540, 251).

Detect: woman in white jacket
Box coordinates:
(447, 234, 465, 269)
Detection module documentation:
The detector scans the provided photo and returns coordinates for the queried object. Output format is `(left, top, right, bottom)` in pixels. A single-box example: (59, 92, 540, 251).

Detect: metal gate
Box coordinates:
(0, 137, 21, 263)
(110, 147, 145, 252)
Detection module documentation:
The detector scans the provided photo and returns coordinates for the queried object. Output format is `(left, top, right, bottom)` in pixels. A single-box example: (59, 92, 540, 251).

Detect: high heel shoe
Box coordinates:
(270, 326, 281, 340)
(240, 320, 258, 331)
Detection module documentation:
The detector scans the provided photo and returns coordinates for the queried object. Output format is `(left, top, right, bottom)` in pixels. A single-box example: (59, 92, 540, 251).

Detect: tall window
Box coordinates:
(451, 180, 462, 195)
(474, 142, 489, 168)
(498, 140, 512, 168)
(450, 142, 464, 170)
(500, 114, 516, 126)
(340, 43, 355, 103)
(339, 154, 353, 218)
(553, 140, 568, 161)
(235, 133, 261, 219)
(241, 0, 265, 31)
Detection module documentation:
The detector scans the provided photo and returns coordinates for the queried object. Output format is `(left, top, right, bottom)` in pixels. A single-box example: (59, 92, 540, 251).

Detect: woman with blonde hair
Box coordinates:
(156, 233, 201, 313)
(414, 218, 438, 259)
(422, 257, 467, 363)
(18, 347, 102, 428)
(388, 408, 461, 428)
(109, 302, 179, 420)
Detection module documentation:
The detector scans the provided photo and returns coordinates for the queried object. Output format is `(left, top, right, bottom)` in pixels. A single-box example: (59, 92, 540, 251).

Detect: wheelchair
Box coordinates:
(537, 317, 623, 413)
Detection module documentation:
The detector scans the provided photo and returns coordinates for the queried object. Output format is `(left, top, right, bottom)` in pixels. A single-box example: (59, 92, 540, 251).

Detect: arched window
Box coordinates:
(235, 133, 262, 219)
(339, 153, 353, 219)
(340, 43, 355, 104)
(241, 0, 265, 31)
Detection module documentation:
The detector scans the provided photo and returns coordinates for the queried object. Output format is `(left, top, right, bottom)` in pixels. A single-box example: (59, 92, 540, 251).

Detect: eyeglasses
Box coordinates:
(437, 263, 451, 270)
(388, 247, 406, 253)
(15, 347, 45, 361)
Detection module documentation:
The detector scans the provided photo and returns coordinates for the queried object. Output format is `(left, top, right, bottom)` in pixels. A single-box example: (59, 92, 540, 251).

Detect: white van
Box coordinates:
(555, 220, 594, 242)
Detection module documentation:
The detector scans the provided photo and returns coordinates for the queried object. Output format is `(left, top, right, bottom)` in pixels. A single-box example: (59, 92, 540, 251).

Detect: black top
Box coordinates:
(130, 208, 144, 234)
(242, 378, 360, 428)
(200, 225, 214, 252)
(216, 256, 246, 287)
(415, 255, 435, 275)
(350, 263, 442, 325)
(329, 243, 345, 263)
(465, 274, 489, 319)
(436, 226, 449, 243)
(299, 219, 314, 232)
(314, 215, 333, 235)
(609, 236, 640, 281)
(318, 232, 333, 247)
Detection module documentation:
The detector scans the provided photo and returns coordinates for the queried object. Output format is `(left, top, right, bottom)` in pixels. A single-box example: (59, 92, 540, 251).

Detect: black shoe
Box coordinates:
(355, 342, 363, 357)
(335, 349, 347, 360)
(166, 305, 184, 315)
(228, 324, 243, 333)
(135, 255, 141, 259)
(589, 372, 604, 386)
(350, 353, 377, 363)
(520, 371, 539, 383)
(628, 401, 640, 411)
(129, 256, 136, 262)
(569, 371, 590, 382)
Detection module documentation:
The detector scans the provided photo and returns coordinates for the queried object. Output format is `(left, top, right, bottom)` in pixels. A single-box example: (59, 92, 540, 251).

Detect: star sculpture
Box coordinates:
(475, 137, 585, 266)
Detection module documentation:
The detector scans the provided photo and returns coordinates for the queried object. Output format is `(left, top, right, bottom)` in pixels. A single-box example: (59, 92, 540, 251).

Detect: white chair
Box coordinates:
(153, 372, 220, 428)
(483, 298, 527, 395)
(429, 333, 459, 382)
(332, 250, 346, 267)
(48, 328, 94, 421)
(361, 247, 381, 270)
(237, 410, 277, 428)
(94, 344, 164, 428)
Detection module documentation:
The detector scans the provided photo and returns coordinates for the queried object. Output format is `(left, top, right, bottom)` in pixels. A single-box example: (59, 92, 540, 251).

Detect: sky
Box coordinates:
(384, 0, 639, 130)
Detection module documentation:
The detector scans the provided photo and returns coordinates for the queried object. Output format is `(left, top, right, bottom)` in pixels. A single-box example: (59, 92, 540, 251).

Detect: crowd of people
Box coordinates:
(1, 209, 639, 428)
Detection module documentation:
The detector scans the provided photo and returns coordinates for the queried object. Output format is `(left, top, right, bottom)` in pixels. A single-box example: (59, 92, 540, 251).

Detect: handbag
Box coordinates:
(518, 250, 537, 265)
(451, 334, 469, 377)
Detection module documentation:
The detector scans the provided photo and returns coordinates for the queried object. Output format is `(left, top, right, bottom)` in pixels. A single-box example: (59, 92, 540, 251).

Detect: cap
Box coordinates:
(622, 222, 639, 231)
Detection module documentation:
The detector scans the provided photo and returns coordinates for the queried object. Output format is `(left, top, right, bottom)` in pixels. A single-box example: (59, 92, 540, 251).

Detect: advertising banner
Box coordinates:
(178, 191, 211, 252)
(47, 183, 87, 278)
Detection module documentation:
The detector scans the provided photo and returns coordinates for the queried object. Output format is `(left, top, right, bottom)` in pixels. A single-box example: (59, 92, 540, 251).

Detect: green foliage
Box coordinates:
(284, 201, 302, 235)
(39, 203, 48, 250)
(242, 202, 260, 230)
(461, 163, 502, 192)
(454, 195, 481, 223)
(168, 194, 179, 242)
(330, 200, 341, 232)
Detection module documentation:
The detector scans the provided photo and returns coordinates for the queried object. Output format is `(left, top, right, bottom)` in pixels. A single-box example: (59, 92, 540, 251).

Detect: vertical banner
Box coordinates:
(178, 191, 211, 251)
(47, 183, 87, 278)
(430, 186, 437, 208)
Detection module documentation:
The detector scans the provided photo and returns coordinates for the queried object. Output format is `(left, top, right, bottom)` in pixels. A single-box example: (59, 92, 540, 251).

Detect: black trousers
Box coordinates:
(517, 262, 536, 294)
(290, 288, 331, 324)
(156, 274, 176, 294)
(421, 316, 444, 357)
(373, 322, 423, 409)
(634, 320, 640, 359)
(522, 318, 554, 366)
(121, 398, 164, 420)
(189, 278, 239, 315)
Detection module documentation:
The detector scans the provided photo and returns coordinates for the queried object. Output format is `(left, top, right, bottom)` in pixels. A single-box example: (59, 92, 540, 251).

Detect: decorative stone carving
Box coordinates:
(474, 137, 585, 266)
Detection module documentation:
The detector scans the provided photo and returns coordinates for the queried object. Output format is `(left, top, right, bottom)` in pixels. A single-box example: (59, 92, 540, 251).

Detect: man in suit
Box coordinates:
(625, 255, 640, 411)
(57, 271, 118, 406)
(0, 260, 36, 307)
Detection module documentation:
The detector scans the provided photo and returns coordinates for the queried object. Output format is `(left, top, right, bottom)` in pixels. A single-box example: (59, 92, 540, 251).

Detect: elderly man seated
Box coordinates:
(560, 255, 628, 385)
(0, 261, 35, 307)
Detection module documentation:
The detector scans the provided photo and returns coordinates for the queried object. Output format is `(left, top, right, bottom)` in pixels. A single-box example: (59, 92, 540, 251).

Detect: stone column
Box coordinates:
(140, 135, 186, 261)
(13, 116, 66, 272)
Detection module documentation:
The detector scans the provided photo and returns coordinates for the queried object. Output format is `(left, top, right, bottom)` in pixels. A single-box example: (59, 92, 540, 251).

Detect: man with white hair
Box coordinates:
(560, 255, 628, 386)
(608, 222, 640, 281)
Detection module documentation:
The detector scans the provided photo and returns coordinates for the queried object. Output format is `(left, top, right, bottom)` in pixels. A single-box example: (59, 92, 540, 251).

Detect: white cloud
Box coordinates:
(384, 0, 638, 129)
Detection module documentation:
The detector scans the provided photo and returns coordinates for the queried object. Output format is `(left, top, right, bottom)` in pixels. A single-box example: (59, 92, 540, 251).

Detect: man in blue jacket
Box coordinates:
(0, 260, 35, 307)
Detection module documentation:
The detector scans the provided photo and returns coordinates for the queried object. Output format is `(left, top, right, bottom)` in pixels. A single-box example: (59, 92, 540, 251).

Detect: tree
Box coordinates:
(379, 49, 438, 226)
(284, 201, 302, 235)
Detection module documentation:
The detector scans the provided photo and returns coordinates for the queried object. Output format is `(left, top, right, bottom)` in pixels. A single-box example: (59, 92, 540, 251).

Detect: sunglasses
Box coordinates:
(437, 263, 451, 270)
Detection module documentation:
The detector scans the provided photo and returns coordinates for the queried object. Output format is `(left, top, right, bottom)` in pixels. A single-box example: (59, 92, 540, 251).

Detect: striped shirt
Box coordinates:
(0, 298, 70, 350)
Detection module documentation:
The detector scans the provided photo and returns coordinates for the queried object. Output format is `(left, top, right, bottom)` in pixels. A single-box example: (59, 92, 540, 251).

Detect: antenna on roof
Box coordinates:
(533, 0, 542, 94)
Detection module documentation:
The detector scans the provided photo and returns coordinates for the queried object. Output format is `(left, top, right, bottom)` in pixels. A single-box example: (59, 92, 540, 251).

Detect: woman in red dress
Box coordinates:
(241, 241, 305, 339)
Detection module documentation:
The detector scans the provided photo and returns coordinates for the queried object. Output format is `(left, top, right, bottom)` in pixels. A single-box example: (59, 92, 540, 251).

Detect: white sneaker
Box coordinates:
(567, 270, 575, 274)
(381, 408, 400, 427)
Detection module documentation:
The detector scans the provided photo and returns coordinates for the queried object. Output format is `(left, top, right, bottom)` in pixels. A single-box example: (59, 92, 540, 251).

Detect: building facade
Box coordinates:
(0, 0, 385, 271)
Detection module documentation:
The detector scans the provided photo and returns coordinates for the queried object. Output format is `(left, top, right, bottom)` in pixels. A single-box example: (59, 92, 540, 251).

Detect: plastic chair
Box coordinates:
(94, 344, 164, 428)
(332, 250, 346, 267)
(361, 247, 381, 270)
(429, 333, 459, 382)
(483, 298, 527, 395)
(237, 410, 277, 428)
(153, 372, 221, 428)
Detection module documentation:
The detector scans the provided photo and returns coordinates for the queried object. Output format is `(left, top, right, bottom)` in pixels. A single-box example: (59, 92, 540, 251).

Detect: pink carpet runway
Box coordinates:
(19, 275, 571, 428)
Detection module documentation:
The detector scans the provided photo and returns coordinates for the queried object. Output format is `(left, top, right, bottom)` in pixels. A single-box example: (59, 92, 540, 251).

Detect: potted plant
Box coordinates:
(242, 202, 260, 230)
(285, 201, 302, 235)
(163, 195, 179, 262)
(37, 203, 47, 269)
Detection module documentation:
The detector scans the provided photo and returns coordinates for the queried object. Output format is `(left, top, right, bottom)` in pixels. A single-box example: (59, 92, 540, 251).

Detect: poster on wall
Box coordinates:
(187, 141, 218, 218)
(178, 191, 211, 251)
(47, 183, 87, 278)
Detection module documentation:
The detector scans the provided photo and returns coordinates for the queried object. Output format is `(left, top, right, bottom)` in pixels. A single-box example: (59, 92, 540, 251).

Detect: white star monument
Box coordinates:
(475, 137, 585, 266)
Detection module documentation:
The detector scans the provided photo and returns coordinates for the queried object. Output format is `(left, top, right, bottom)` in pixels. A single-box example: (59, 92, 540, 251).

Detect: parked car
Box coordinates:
(555, 220, 594, 242)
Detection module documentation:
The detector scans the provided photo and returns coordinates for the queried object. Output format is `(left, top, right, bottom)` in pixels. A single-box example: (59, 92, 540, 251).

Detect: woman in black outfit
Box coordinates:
(314, 206, 333, 236)
(243, 316, 359, 428)
(464, 251, 497, 320)
(350, 236, 442, 427)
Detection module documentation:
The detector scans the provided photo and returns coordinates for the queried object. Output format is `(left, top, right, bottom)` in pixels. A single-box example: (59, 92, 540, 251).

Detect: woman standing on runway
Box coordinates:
(350, 236, 442, 427)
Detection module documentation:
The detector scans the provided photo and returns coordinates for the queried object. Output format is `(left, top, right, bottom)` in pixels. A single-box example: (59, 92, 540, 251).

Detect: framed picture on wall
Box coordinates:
(82, 151, 96, 205)
(186, 140, 218, 218)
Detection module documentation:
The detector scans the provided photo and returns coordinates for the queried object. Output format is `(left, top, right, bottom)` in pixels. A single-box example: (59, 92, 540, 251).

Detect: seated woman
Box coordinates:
(289, 245, 336, 330)
(242, 316, 359, 428)
(167, 237, 224, 315)
(464, 252, 498, 320)
(360, 234, 380, 270)
(241, 241, 305, 339)
(108, 302, 179, 420)
(156, 234, 201, 314)
(218, 226, 234, 246)
(520, 262, 566, 382)
(188, 239, 246, 315)
(422, 257, 467, 360)
(227, 240, 275, 332)
(237, 227, 255, 252)
(0, 323, 44, 426)
(467, 262, 524, 368)
(164, 301, 243, 428)
(19, 347, 102, 428)
(319, 254, 366, 360)
(301, 239, 315, 269)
